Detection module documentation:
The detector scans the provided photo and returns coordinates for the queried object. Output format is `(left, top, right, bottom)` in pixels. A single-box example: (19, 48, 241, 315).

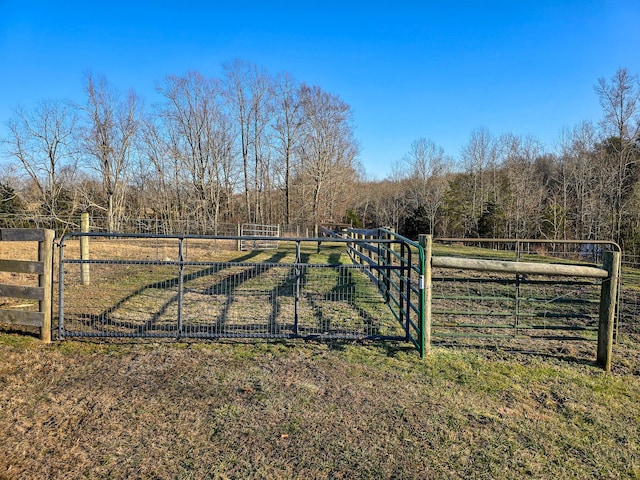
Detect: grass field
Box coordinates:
(1, 335, 639, 479)
(1, 237, 640, 478)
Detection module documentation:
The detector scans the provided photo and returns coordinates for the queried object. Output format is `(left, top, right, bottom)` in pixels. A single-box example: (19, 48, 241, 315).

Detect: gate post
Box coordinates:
(597, 251, 620, 372)
(419, 234, 432, 356)
(39, 229, 55, 343)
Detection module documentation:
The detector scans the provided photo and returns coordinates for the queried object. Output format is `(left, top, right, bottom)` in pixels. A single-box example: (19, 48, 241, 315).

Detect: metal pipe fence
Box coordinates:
(345, 227, 426, 356)
(342, 232, 624, 368)
(56, 233, 419, 348)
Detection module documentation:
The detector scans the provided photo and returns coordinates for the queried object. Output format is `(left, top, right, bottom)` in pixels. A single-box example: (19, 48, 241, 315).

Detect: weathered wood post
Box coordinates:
(597, 250, 621, 372)
(237, 223, 241, 251)
(39, 229, 55, 343)
(80, 212, 90, 286)
(419, 234, 432, 356)
(0, 229, 54, 342)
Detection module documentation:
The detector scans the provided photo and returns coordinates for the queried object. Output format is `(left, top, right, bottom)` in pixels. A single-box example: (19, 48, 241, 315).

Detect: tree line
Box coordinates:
(0, 59, 360, 234)
(353, 68, 640, 255)
(1, 64, 640, 254)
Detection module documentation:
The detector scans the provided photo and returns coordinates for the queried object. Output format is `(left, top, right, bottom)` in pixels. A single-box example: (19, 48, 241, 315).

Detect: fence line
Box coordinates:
(0, 214, 317, 239)
(429, 241, 619, 371)
(57, 233, 417, 349)
(0, 223, 630, 370)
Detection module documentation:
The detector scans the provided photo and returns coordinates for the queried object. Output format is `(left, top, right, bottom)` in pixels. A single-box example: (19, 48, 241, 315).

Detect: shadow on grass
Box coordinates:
(63, 249, 268, 335)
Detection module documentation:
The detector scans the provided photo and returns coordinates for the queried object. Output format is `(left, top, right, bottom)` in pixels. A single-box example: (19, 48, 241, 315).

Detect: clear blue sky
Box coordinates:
(1, 0, 638, 179)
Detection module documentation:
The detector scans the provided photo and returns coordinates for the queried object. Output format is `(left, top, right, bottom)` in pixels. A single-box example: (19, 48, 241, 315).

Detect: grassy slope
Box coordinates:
(1, 334, 639, 479)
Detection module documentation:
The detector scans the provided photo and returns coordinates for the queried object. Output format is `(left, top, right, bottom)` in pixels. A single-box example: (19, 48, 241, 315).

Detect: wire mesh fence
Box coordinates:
(431, 239, 633, 341)
(56, 234, 407, 341)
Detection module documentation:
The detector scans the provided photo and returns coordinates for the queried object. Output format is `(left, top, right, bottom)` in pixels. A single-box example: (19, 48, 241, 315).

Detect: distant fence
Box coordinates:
(0, 214, 316, 239)
(0, 229, 54, 342)
(240, 224, 280, 251)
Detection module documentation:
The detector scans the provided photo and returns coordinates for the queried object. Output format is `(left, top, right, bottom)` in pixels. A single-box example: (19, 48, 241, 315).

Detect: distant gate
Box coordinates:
(57, 233, 426, 353)
(240, 224, 280, 251)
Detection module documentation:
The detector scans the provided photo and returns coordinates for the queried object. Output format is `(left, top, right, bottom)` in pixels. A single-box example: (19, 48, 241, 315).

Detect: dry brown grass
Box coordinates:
(1, 335, 639, 479)
(0, 241, 41, 313)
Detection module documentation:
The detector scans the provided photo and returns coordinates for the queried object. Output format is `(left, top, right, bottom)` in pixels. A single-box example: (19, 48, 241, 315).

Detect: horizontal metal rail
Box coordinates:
(345, 227, 426, 356)
(428, 236, 620, 370)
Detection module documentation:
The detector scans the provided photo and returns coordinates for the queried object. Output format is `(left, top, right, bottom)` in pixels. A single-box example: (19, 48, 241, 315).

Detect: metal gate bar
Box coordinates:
(57, 233, 423, 351)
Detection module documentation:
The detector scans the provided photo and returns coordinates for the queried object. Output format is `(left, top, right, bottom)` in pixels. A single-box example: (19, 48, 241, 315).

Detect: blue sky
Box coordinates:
(1, 1, 639, 179)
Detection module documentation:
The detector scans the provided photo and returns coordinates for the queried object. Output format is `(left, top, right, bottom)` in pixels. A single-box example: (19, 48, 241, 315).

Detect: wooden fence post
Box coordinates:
(80, 212, 90, 286)
(39, 229, 55, 343)
(597, 251, 621, 372)
(419, 234, 432, 356)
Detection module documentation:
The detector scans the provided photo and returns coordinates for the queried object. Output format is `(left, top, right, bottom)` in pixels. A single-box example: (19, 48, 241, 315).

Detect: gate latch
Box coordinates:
(419, 275, 425, 290)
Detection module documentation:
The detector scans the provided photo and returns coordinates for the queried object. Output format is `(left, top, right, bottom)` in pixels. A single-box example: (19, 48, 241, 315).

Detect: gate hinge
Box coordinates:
(419, 275, 425, 290)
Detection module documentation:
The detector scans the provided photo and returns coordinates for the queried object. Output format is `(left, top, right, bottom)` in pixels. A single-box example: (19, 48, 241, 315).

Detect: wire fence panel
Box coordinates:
(616, 254, 640, 336)
(431, 239, 618, 342)
(431, 270, 602, 340)
(57, 234, 407, 343)
(240, 224, 280, 251)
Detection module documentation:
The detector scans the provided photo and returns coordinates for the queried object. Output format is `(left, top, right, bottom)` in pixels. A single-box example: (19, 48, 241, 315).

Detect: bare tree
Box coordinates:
(2, 99, 78, 220)
(223, 60, 274, 223)
(273, 72, 303, 225)
(373, 161, 411, 232)
(156, 71, 233, 233)
(595, 67, 640, 242)
(557, 122, 609, 240)
(402, 138, 450, 235)
(82, 73, 141, 232)
(497, 133, 546, 238)
(140, 116, 182, 231)
(460, 128, 497, 236)
(297, 84, 359, 231)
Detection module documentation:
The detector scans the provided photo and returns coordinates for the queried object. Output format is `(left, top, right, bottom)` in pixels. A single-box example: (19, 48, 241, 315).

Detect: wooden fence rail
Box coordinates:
(0, 228, 54, 342)
(431, 256, 609, 278)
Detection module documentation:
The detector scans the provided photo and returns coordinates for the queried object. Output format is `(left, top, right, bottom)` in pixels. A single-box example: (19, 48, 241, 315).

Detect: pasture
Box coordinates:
(1, 237, 639, 478)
